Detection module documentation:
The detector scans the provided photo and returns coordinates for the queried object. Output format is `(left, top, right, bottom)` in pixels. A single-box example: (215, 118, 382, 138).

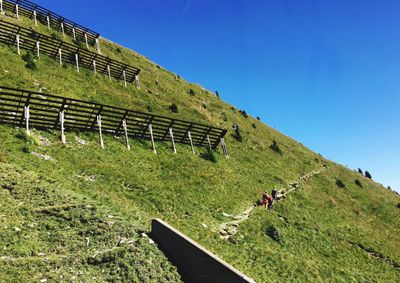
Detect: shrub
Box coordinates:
(188, 89, 195, 96)
(169, 103, 178, 113)
(256, 116, 260, 121)
(358, 168, 363, 175)
(22, 52, 37, 70)
(269, 139, 281, 154)
(397, 203, 400, 209)
(232, 124, 242, 142)
(336, 179, 346, 188)
(215, 91, 220, 97)
(221, 113, 228, 122)
(266, 226, 281, 242)
(22, 146, 31, 153)
(50, 33, 61, 41)
(146, 105, 153, 113)
(365, 171, 372, 179)
(116, 47, 122, 53)
(239, 110, 248, 118)
(200, 148, 217, 163)
(355, 179, 363, 188)
(75, 37, 85, 48)
(252, 123, 256, 129)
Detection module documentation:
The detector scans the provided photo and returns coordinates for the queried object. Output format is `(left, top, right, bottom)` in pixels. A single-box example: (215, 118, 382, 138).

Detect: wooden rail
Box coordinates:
(1, 0, 100, 45)
(0, 20, 140, 83)
(0, 86, 227, 148)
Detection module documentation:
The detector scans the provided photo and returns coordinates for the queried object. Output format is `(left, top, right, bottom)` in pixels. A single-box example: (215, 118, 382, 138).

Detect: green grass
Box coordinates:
(0, 11, 399, 283)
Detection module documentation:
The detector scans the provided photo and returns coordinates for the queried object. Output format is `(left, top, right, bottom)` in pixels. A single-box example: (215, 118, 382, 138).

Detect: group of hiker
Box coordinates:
(258, 189, 277, 210)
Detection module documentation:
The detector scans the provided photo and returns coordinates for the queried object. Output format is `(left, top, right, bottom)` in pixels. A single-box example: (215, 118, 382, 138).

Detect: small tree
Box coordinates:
(169, 103, 178, 113)
(22, 52, 37, 70)
(358, 168, 363, 175)
(336, 179, 346, 188)
(269, 139, 281, 154)
(232, 124, 242, 142)
(215, 91, 220, 97)
(365, 171, 372, 179)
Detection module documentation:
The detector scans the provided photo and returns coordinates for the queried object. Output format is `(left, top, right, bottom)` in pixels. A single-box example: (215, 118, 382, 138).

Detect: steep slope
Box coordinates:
(0, 11, 399, 282)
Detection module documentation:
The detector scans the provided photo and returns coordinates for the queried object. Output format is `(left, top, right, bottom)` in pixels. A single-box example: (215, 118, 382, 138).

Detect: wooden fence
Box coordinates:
(0, 20, 141, 83)
(0, 86, 227, 149)
(1, 0, 100, 45)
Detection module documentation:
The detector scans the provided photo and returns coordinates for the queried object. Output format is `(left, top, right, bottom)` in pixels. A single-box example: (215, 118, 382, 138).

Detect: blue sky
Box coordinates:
(36, 0, 399, 191)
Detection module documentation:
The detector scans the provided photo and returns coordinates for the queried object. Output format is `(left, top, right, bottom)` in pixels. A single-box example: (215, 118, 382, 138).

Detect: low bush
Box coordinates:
(355, 179, 363, 188)
(269, 139, 281, 154)
(200, 148, 217, 163)
(22, 52, 37, 70)
(239, 110, 248, 118)
(188, 89, 195, 96)
(232, 124, 242, 142)
(336, 179, 346, 188)
(252, 123, 256, 129)
(358, 168, 363, 175)
(365, 171, 372, 179)
(146, 105, 153, 112)
(169, 103, 179, 113)
(266, 225, 281, 242)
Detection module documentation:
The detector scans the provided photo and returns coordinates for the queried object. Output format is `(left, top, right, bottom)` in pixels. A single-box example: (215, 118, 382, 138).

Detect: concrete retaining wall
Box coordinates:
(151, 218, 255, 283)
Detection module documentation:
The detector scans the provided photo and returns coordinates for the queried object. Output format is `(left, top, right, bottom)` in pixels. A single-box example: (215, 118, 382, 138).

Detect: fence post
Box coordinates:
(149, 124, 157, 154)
(60, 110, 66, 143)
(24, 105, 30, 135)
(221, 138, 229, 159)
(93, 60, 97, 74)
(207, 135, 212, 149)
(46, 15, 50, 29)
(95, 38, 101, 54)
(107, 64, 111, 81)
(15, 4, 19, 19)
(85, 32, 89, 49)
(33, 10, 38, 26)
(36, 41, 40, 58)
(169, 127, 177, 154)
(72, 27, 76, 41)
(75, 53, 79, 72)
(122, 119, 130, 151)
(97, 115, 104, 149)
(16, 34, 20, 55)
(0, 0, 3, 14)
(58, 48, 62, 66)
(61, 22, 65, 37)
(123, 71, 127, 87)
(135, 75, 140, 89)
(188, 131, 195, 154)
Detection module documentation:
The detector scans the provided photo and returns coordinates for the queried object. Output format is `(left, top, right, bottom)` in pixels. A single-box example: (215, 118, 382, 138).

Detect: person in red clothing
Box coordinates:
(260, 192, 273, 209)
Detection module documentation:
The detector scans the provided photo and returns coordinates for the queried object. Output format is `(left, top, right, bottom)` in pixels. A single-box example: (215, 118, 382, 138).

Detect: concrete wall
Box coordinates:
(151, 219, 255, 283)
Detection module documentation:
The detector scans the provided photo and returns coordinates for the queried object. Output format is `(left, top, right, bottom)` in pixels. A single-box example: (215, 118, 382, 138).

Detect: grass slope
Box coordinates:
(0, 11, 399, 283)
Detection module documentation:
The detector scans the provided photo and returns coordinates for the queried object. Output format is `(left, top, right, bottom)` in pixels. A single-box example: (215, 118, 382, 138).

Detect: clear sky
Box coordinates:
(36, 0, 399, 191)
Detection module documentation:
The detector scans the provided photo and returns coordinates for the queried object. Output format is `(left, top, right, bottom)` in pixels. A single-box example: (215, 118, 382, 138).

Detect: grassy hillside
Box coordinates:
(1, 11, 399, 282)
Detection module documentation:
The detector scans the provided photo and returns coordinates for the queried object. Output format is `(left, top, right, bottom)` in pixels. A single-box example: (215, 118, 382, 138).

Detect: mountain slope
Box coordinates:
(0, 11, 399, 282)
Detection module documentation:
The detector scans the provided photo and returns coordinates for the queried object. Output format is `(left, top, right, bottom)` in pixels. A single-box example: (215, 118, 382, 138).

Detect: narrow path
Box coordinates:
(219, 168, 325, 239)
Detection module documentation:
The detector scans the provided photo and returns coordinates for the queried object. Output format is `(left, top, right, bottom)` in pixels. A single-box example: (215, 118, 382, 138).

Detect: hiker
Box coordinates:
(271, 188, 277, 200)
(260, 192, 273, 210)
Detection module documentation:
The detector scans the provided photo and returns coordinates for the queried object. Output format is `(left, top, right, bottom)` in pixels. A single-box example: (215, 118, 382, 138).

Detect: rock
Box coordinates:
(40, 279, 47, 283)
(201, 223, 208, 228)
(13, 227, 21, 232)
(38, 136, 51, 146)
(75, 137, 87, 145)
(86, 175, 96, 182)
(34, 80, 40, 87)
(31, 152, 54, 161)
